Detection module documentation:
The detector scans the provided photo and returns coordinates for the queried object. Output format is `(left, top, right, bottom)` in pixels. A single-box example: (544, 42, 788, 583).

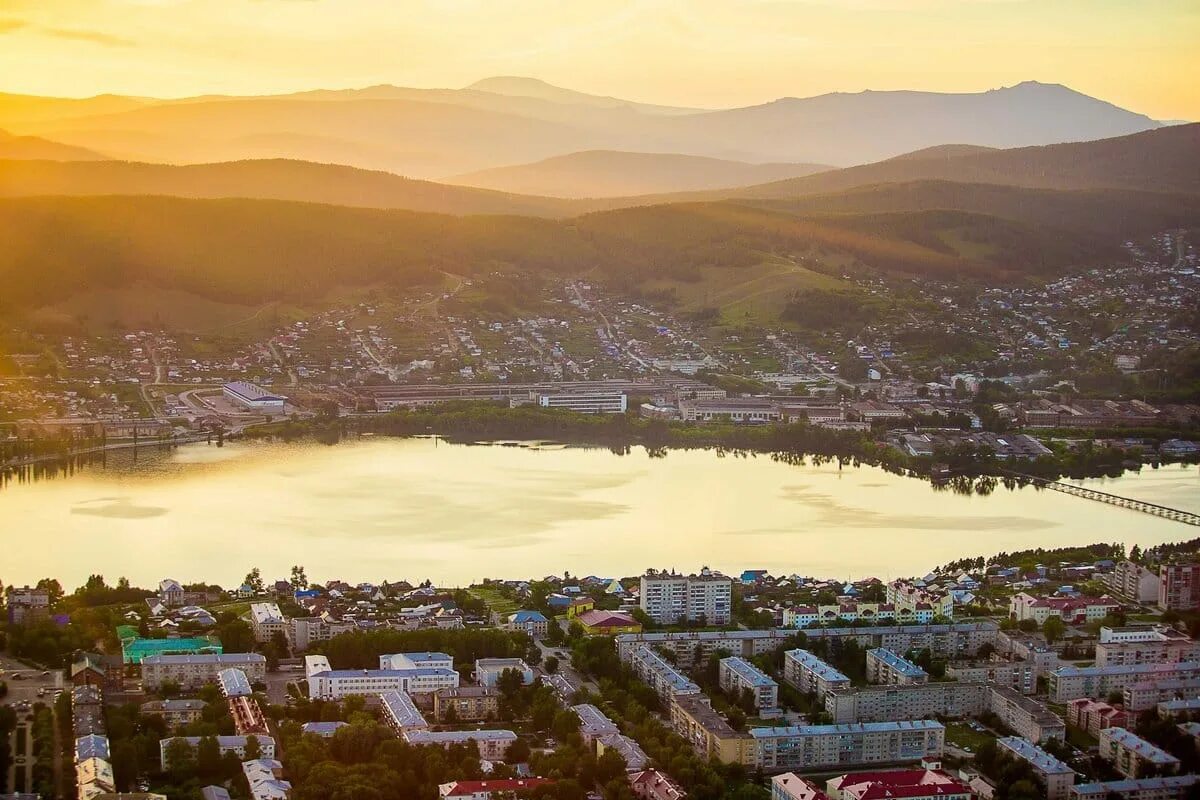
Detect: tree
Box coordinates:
(164, 737, 195, 780)
(1043, 616, 1066, 644)
(290, 565, 309, 591)
(217, 619, 255, 653)
(35, 578, 64, 607)
(196, 735, 223, 779)
(506, 737, 531, 763)
(544, 656, 560, 674)
(245, 734, 263, 761)
(244, 568, 264, 594)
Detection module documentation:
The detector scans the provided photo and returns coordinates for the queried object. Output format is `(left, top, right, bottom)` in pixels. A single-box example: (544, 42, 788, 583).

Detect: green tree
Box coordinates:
(1043, 616, 1066, 644)
(544, 656, 560, 674)
(506, 737, 531, 763)
(244, 734, 263, 761)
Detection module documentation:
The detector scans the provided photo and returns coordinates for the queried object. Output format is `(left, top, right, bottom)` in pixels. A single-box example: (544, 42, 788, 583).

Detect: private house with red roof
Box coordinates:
(826, 769, 972, 800)
(438, 778, 555, 800)
(576, 609, 643, 635)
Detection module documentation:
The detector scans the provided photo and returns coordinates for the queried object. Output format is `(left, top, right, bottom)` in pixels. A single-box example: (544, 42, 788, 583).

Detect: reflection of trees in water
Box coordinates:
(0, 450, 106, 490)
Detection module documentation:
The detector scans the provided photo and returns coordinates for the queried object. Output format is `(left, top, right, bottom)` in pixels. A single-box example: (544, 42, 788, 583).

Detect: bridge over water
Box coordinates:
(1003, 471, 1200, 527)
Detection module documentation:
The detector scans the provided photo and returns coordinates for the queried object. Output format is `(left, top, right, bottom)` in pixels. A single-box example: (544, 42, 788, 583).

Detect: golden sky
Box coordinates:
(1, 0, 1197, 120)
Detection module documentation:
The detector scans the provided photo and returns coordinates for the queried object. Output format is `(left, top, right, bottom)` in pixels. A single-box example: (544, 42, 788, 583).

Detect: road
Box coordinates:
(1, 654, 62, 796)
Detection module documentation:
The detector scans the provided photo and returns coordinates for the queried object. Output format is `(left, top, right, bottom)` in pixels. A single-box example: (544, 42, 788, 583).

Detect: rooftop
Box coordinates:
(1104, 727, 1181, 765)
(868, 648, 928, 679)
(749, 720, 944, 738)
(786, 649, 851, 684)
(997, 736, 1075, 775)
(721, 656, 777, 688)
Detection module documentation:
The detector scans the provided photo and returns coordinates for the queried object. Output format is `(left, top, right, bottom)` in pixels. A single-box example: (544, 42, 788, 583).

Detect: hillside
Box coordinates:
(0, 195, 1135, 319)
(449, 151, 832, 198)
(0, 80, 1166, 175)
(0, 159, 580, 217)
(0, 131, 107, 161)
(719, 123, 1200, 199)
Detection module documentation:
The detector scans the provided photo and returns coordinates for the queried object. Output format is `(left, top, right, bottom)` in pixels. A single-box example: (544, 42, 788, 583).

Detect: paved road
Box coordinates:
(1, 654, 62, 796)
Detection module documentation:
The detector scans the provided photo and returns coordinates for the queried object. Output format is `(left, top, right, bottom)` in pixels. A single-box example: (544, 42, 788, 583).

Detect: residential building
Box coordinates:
(505, 610, 549, 639)
(576, 610, 643, 635)
(249, 603, 288, 643)
(218, 667, 253, 698)
(1066, 698, 1127, 736)
(1009, 593, 1120, 625)
(223, 381, 286, 414)
(202, 785, 234, 800)
(5, 586, 50, 625)
(995, 631, 1057, 676)
(300, 722, 347, 738)
(988, 686, 1065, 743)
(749, 721, 945, 772)
(438, 779, 555, 800)
(288, 616, 354, 652)
(771, 774, 828, 800)
(1107, 561, 1162, 603)
(380, 652, 455, 671)
(159, 735, 276, 768)
(1049, 661, 1200, 703)
(403, 729, 517, 760)
(639, 568, 733, 625)
(719, 657, 779, 715)
(945, 660, 1036, 694)
(1070, 775, 1200, 800)
(1099, 727, 1180, 778)
(1159, 564, 1200, 612)
(629, 769, 686, 800)
(824, 682, 988, 724)
(1124, 677, 1200, 712)
(474, 658, 534, 688)
(573, 704, 620, 744)
(997, 737, 1076, 800)
(1158, 698, 1200, 717)
(783, 649, 851, 697)
(670, 695, 754, 765)
(141, 653, 266, 690)
(307, 666, 459, 700)
(629, 646, 701, 702)
(785, 602, 938, 628)
(886, 581, 955, 619)
(380, 690, 428, 733)
(243, 758, 291, 800)
(139, 699, 208, 727)
(158, 579, 185, 607)
(1095, 626, 1200, 667)
(865, 648, 928, 685)
(434, 687, 501, 722)
(597, 732, 649, 771)
(825, 769, 972, 800)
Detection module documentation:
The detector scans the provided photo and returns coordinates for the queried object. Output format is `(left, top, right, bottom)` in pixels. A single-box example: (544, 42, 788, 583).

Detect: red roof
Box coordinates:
(833, 770, 970, 800)
(443, 778, 555, 795)
(577, 610, 639, 628)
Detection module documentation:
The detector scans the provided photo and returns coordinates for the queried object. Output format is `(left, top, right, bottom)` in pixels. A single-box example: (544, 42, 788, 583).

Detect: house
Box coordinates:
(576, 610, 643, 635)
(630, 769, 687, 800)
(505, 610, 549, 639)
(566, 597, 596, 619)
(158, 579, 185, 607)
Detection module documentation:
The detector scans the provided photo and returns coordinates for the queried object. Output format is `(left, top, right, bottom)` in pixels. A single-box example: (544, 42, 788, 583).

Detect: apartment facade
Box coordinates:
(719, 657, 780, 714)
(670, 695, 755, 765)
(945, 660, 1036, 694)
(1009, 593, 1120, 625)
(824, 682, 988, 724)
(628, 646, 701, 702)
(988, 686, 1066, 743)
(1067, 698, 1127, 737)
(1106, 561, 1162, 603)
(749, 721, 945, 772)
(1099, 727, 1180, 778)
(997, 737, 1076, 800)
(159, 735, 275, 768)
(1071, 775, 1200, 800)
(1050, 661, 1200, 703)
(142, 653, 267, 690)
(434, 687, 501, 722)
(865, 648, 928, 685)
(782, 649, 851, 697)
(639, 568, 733, 625)
(249, 602, 288, 644)
(1159, 564, 1200, 612)
(380, 690, 428, 733)
(403, 729, 517, 761)
(1096, 626, 1200, 667)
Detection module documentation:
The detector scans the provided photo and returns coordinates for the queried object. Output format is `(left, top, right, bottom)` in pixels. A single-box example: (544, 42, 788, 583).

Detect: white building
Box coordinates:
(223, 381, 286, 415)
(404, 729, 517, 760)
(142, 653, 267, 690)
(719, 657, 780, 714)
(160, 735, 275, 768)
(1095, 626, 1200, 667)
(380, 652, 455, 671)
(783, 649, 851, 697)
(249, 602, 288, 643)
(639, 567, 733, 625)
(474, 658, 534, 688)
(306, 666, 459, 701)
(998, 736, 1076, 800)
(243, 758, 291, 800)
(380, 690, 429, 733)
(534, 391, 627, 414)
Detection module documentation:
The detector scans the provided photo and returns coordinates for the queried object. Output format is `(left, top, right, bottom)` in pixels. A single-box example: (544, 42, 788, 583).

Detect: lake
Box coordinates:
(1, 437, 1197, 589)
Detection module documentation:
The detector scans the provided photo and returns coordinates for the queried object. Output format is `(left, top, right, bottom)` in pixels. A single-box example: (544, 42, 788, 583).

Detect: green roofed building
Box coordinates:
(122, 636, 223, 665)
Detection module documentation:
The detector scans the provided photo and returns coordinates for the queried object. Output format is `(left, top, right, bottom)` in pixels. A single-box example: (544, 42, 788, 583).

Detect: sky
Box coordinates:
(0, 0, 1197, 120)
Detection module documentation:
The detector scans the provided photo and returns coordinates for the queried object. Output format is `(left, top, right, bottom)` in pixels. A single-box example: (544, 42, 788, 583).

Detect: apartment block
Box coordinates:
(402, 728, 517, 761)
(1067, 698, 1127, 736)
(1009, 593, 1120, 625)
(1071, 775, 1200, 800)
(749, 721, 945, 772)
(988, 686, 1065, 743)
(433, 687, 501, 722)
(1159, 564, 1200, 612)
(1124, 677, 1200, 712)
(997, 737, 1076, 800)
(824, 682, 988, 724)
(142, 653, 267, 690)
(249, 602, 288, 644)
(886, 580, 955, 618)
(826, 769, 971, 800)
(1106, 561, 1162, 603)
(159, 735, 275, 768)
(1095, 626, 1200, 667)
(865, 648, 928, 685)
(639, 567, 733, 625)
(782, 649, 851, 697)
(945, 660, 1036, 694)
(628, 646, 701, 702)
(670, 695, 755, 765)
(719, 657, 780, 714)
(573, 703, 620, 744)
(1050, 661, 1200, 703)
(1099, 727, 1180, 778)
(380, 690, 428, 733)
(288, 616, 354, 652)
(995, 631, 1057, 676)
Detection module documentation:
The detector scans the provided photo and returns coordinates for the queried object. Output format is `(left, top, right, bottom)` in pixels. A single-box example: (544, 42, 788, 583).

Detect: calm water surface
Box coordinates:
(2, 437, 1197, 588)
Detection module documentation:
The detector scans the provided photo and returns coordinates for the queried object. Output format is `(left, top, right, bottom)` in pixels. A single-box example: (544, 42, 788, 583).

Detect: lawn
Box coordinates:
(944, 721, 996, 752)
(469, 586, 520, 617)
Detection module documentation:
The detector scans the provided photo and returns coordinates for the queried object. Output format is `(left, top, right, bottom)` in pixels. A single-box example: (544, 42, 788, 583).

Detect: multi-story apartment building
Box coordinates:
(1067, 698, 1127, 737)
(886, 580, 954, 619)
(307, 666, 459, 700)
(1099, 727, 1180, 778)
(639, 568, 733, 625)
(614, 622, 998, 668)
(997, 737, 1076, 800)
(505, 610, 549, 639)
(670, 695, 755, 765)
(380, 690, 428, 732)
(5, 586, 50, 625)
(865, 648, 928, 685)
(824, 682, 988, 724)
(1107, 561, 1162, 603)
(1071, 775, 1200, 800)
(248, 602, 288, 644)
(629, 646, 701, 703)
(785, 602, 937, 628)
(433, 687, 501, 722)
(749, 721, 944, 772)
(1159, 564, 1200, 612)
(719, 657, 780, 714)
(988, 686, 1066, 743)
(141, 653, 267, 690)
(159, 735, 275, 768)
(1050, 661, 1200, 703)
(1009, 593, 1121, 625)
(770, 774, 826, 800)
(1124, 677, 1200, 712)
(140, 699, 208, 728)
(402, 729, 517, 761)
(946, 660, 1036, 694)
(288, 616, 354, 652)
(783, 649, 851, 697)
(995, 631, 1057, 676)
(1096, 626, 1200, 667)
(826, 769, 972, 800)
(573, 704, 620, 744)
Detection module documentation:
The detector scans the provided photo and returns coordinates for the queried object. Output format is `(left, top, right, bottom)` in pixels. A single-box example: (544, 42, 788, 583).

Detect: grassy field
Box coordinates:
(469, 586, 520, 617)
(944, 721, 996, 752)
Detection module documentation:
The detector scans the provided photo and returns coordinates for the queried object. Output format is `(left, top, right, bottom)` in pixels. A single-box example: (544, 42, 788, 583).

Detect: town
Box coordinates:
(6, 536, 1200, 800)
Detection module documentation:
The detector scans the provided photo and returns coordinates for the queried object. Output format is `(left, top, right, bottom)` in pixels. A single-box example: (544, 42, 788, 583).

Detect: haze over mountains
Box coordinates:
(0, 78, 1167, 179)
